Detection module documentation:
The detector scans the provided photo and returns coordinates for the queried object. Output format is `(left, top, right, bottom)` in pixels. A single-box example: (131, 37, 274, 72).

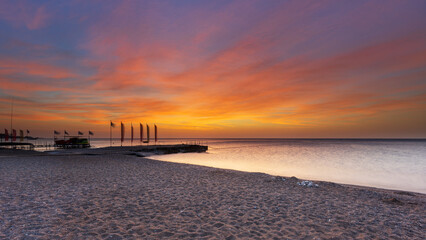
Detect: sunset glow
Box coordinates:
(1, 0, 425, 138)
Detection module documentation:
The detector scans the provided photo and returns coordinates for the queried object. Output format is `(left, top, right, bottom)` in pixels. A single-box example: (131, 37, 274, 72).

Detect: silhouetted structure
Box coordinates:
(121, 122, 125, 146)
(143, 124, 150, 143)
(140, 123, 143, 142)
(155, 124, 158, 143)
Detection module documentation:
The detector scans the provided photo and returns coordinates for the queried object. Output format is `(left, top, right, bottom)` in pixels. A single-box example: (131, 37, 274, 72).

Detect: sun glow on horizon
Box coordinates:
(0, 0, 425, 138)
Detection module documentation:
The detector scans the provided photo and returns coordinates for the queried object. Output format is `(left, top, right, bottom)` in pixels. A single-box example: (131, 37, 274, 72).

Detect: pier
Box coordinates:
(46, 144, 208, 156)
(0, 142, 35, 150)
(1, 143, 208, 155)
(110, 144, 209, 155)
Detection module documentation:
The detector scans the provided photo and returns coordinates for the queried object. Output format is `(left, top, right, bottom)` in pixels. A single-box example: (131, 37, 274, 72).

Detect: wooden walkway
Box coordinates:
(45, 144, 208, 156)
(0, 142, 35, 150)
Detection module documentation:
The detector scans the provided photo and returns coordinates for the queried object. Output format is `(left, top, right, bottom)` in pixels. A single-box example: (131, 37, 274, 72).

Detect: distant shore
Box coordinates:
(0, 149, 424, 239)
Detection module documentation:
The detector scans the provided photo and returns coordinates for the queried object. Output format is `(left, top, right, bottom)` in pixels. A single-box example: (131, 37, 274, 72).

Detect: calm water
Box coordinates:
(36, 138, 426, 194)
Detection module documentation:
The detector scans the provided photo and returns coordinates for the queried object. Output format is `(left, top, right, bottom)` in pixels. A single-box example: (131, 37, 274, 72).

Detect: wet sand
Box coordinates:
(0, 149, 425, 239)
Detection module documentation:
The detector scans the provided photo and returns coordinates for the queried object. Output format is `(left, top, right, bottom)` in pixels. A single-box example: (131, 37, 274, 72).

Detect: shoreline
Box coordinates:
(1, 148, 425, 238)
(16, 146, 426, 194)
(151, 155, 426, 195)
(2, 147, 425, 195)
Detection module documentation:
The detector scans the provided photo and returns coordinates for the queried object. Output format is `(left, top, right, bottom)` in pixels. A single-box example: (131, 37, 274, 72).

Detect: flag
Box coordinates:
(146, 124, 150, 143)
(26, 129, 30, 134)
(54, 130, 60, 135)
(64, 130, 69, 135)
(78, 131, 83, 135)
(89, 131, 94, 136)
(155, 124, 157, 142)
(121, 122, 125, 143)
(131, 123, 134, 143)
(12, 129, 16, 142)
(20, 130, 24, 142)
(109, 121, 114, 146)
(140, 123, 143, 142)
(5, 129, 9, 141)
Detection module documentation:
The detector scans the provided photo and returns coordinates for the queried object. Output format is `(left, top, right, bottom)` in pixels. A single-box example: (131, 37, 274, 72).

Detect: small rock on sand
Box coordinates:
(297, 181, 319, 187)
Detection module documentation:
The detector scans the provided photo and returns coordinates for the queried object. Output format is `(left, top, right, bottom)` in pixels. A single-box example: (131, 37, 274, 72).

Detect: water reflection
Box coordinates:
(149, 139, 426, 194)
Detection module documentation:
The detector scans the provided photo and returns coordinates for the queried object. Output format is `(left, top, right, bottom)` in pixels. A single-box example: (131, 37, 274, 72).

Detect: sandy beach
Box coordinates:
(0, 149, 425, 239)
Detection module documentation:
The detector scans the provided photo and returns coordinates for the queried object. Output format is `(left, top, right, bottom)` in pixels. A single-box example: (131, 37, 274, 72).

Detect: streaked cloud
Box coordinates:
(0, 1, 49, 30)
(0, 0, 425, 137)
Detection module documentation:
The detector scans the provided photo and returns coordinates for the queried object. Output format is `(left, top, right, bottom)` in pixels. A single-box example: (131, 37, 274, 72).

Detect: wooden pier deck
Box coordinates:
(0, 142, 35, 150)
(45, 144, 208, 156)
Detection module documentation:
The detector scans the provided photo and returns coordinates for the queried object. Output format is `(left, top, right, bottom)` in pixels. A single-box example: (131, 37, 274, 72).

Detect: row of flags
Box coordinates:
(53, 130, 94, 136)
(3, 123, 156, 145)
(3, 129, 30, 142)
(110, 121, 157, 145)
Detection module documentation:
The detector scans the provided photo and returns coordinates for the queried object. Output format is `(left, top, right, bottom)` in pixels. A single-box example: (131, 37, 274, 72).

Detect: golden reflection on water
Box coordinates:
(149, 140, 426, 194)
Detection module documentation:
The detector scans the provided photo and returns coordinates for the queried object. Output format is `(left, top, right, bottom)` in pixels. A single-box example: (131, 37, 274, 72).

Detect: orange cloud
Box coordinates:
(0, 58, 76, 79)
(1, 0, 425, 137)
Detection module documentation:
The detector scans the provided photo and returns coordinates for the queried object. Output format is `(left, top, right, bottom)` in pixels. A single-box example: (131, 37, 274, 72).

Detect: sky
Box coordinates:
(0, 0, 425, 138)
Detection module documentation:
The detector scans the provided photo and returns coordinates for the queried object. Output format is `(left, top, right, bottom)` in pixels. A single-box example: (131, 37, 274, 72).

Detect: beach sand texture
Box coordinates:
(0, 149, 425, 239)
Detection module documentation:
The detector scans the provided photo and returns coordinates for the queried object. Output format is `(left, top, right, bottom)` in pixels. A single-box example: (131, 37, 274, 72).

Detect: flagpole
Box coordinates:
(110, 121, 112, 147)
(131, 123, 134, 146)
(10, 98, 13, 142)
(154, 124, 157, 145)
(121, 122, 123, 147)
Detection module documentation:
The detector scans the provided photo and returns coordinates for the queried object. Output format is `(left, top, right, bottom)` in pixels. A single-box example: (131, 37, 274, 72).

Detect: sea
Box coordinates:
(33, 138, 426, 194)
